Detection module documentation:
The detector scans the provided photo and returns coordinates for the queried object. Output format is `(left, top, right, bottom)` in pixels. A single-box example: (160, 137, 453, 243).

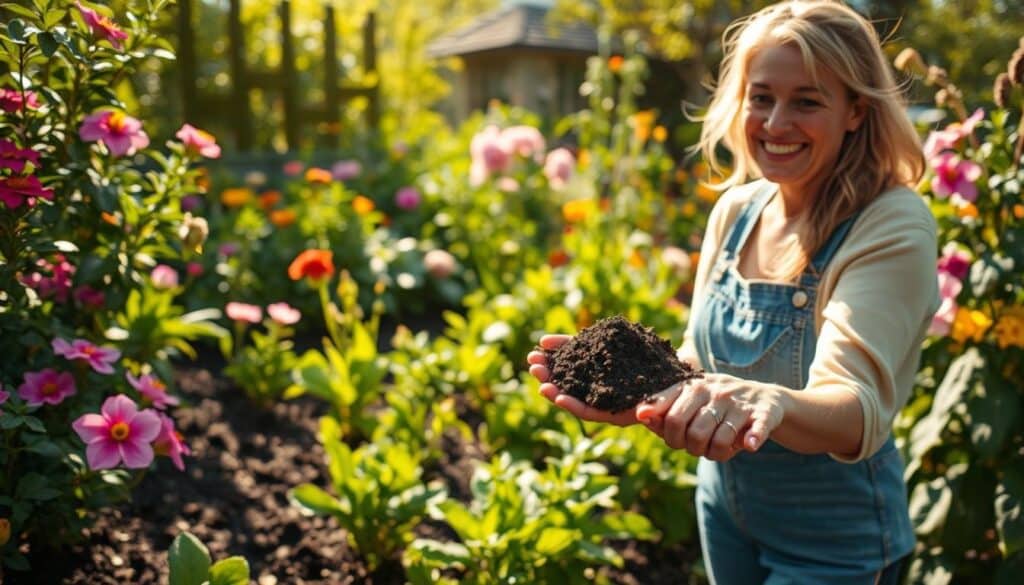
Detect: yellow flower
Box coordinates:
(630, 110, 656, 143)
(652, 125, 668, 143)
(305, 167, 332, 184)
(269, 208, 297, 227)
(352, 195, 375, 215)
(628, 249, 646, 268)
(577, 149, 590, 169)
(951, 307, 993, 344)
(993, 307, 1024, 349)
(220, 187, 253, 208)
(562, 198, 596, 224)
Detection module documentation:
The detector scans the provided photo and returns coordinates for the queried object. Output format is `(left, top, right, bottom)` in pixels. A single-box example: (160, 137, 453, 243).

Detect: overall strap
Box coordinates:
(808, 212, 861, 274)
(722, 181, 777, 260)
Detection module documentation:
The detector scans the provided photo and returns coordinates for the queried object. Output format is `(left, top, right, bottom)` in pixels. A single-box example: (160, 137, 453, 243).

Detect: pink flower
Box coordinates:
(21, 255, 74, 302)
(17, 369, 76, 406)
(175, 124, 221, 159)
(394, 186, 421, 210)
(76, 2, 129, 50)
(0, 175, 54, 209)
(930, 152, 982, 202)
(282, 160, 304, 176)
(0, 386, 8, 404)
(922, 108, 984, 160)
(0, 139, 41, 173)
(0, 88, 41, 113)
(929, 296, 958, 336)
(267, 302, 301, 325)
(500, 125, 546, 162)
(52, 337, 121, 374)
(424, 249, 457, 279)
(937, 242, 971, 280)
(218, 242, 240, 257)
(469, 125, 511, 185)
(72, 395, 161, 470)
(73, 285, 106, 309)
(226, 302, 262, 323)
(543, 148, 575, 190)
(331, 160, 362, 181)
(496, 177, 520, 192)
(150, 264, 179, 289)
(79, 110, 149, 157)
(126, 372, 179, 410)
(153, 413, 190, 471)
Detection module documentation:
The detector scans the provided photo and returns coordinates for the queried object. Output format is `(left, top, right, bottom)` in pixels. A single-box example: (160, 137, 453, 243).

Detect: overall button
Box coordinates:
(791, 290, 808, 308)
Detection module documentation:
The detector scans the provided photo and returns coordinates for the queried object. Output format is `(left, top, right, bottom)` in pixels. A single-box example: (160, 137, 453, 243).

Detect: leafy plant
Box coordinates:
(168, 531, 250, 585)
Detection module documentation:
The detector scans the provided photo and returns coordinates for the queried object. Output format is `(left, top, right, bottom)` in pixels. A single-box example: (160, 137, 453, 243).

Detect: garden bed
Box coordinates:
(12, 365, 697, 584)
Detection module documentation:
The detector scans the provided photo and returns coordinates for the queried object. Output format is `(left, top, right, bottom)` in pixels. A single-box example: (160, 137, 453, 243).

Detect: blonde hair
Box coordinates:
(698, 0, 925, 279)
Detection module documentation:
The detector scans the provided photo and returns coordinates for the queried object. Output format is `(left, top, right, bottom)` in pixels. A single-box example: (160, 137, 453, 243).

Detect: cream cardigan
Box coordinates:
(682, 180, 940, 462)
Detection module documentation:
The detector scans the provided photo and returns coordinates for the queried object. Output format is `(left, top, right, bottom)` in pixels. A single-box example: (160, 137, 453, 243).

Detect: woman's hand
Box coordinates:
(636, 373, 786, 461)
(527, 334, 682, 427)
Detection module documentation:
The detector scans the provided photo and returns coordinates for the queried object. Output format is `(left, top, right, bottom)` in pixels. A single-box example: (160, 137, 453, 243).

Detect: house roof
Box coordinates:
(426, 4, 599, 58)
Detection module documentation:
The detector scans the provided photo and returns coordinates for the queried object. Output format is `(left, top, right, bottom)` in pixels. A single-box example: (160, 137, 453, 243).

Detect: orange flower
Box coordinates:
(288, 249, 335, 282)
(220, 187, 252, 208)
(689, 252, 701, 271)
(956, 202, 979, 219)
(681, 201, 698, 218)
(652, 125, 668, 143)
(548, 249, 570, 268)
(562, 199, 596, 223)
(630, 110, 656, 143)
(577, 149, 590, 169)
(608, 55, 624, 73)
(628, 249, 646, 268)
(352, 195, 375, 215)
(259, 190, 282, 210)
(269, 208, 297, 227)
(1014, 204, 1024, 219)
(100, 211, 120, 226)
(305, 167, 332, 184)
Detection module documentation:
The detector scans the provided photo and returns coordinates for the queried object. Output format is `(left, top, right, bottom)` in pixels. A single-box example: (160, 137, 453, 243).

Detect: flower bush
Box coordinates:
(0, 0, 224, 569)
(894, 45, 1024, 582)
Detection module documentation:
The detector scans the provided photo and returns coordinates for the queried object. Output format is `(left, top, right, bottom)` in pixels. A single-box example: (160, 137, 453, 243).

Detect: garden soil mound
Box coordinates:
(9, 364, 695, 584)
(545, 315, 702, 412)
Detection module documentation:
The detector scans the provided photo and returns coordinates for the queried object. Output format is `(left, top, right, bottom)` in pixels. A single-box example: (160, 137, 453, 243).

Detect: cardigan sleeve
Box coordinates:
(809, 190, 940, 462)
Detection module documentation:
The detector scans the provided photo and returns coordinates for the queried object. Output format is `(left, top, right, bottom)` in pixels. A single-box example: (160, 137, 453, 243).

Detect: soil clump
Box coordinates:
(544, 315, 702, 412)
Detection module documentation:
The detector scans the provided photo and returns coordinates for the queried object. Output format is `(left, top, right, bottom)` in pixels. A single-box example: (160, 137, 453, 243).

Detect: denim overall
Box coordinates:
(690, 184, 914, 584)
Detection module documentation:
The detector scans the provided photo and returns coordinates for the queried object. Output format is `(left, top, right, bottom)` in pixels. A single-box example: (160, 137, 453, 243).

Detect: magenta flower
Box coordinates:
(331, 160, 362, 181)
(17, 369, 76, 406)
(922, 108, 984, 160)
(930, 152, 982, 202)
(175, 124, 221, 159)
(0, 88, 41, 113)
(394, 186, 421, 210)
(937, 242, 971, 280)
(153, 413, 190, 471)
(186, 262, 204, 277)
(217, 242, 241, 257)
(928, 270, 963, 336)
(126, 372, 179, 410)
(544, 147, 576, 190)
(0, 175, 55, 209)
(76, 2, 129, 50)
(226, 302, 262, 323)
(267, 302, 301, 325)
(21, 255, 74, 302)
(74, 285, 106, 309)
(0, 139, 41, 173)
(72, 395, 161, 470)
(150, 264, 179, 289)
(79, 110, 149, 157)
(52, 338, 121, 374)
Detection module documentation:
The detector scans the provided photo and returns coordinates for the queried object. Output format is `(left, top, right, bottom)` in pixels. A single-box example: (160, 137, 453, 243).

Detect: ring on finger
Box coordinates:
(704, 405, 724, 425)
(721, 420, 739, 435)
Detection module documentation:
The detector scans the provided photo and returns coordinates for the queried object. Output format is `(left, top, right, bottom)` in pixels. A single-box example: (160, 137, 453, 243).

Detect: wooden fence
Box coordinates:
(176, 0, 380, 152)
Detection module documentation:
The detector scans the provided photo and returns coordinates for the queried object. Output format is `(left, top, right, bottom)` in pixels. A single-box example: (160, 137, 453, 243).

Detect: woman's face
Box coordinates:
(742, 43, 865, 200)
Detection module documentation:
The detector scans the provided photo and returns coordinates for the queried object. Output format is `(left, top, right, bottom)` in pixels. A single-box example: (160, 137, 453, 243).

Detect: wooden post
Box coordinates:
(228, 0, 252, 150)
(363, 12, 379, 130)
(177, 0, 197, 125)
(321, 4, 340, 148)
(280, 0, 300, 150)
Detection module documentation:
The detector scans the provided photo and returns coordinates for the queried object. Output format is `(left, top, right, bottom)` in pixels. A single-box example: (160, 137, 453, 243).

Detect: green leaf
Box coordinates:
(168, 532, 212, 585)
(36, 30, 57, 56)
(22, 416, 45, 433)
(534, 527, 576, 555)
(409, 538, 471, 567)
(995, 467, 1024, 557)
(967, 379, 1020, 459)
(0, 415, 23, 430)
(16, 472, 60, 501)
(209, 557, 249, 585)
(291, 484, 346, 517)
(907, 349, 984, 465)
(909, 465, 963, 540)
(6, 18, 27, 43)
(2, 4, 37, 22)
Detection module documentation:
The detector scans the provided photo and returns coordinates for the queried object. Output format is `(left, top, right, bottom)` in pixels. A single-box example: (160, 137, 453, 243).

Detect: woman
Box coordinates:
(527, 1, 940, 583)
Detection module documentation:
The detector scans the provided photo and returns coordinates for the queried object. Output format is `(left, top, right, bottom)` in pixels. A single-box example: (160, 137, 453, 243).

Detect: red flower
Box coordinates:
(0, 175, 54, 209)
(287, 249, 335, 283)
(0, 88, 41, 113)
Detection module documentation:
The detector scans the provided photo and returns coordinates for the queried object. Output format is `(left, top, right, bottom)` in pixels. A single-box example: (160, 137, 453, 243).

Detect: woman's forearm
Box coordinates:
(767, 383, 863, 458)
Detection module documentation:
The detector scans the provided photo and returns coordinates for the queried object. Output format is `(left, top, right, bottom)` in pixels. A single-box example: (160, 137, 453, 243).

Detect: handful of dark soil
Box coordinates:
(542, 315, 702, 413)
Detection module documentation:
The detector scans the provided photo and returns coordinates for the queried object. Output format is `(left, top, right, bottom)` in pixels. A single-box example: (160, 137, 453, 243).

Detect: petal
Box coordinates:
(104, 135, 131, 157)
(119, 440, 154, 469)
(129, 409, 163, 442)
(89, 359, 115, 374)
(102, 394, 138, 421)
(52, 338, 72, 355)
(86, 440, 122, 469)
(72, 413, 110, 443)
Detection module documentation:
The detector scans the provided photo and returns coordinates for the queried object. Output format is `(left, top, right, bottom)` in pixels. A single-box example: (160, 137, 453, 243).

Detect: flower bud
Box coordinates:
(178, 213, 209, 253)
(424, 249, 457, 279)
(894, 48, 927, 77)
(926, 65, 948, 87)
(994, 72, 1012, 108)
(1009, 46, 1024, 85)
